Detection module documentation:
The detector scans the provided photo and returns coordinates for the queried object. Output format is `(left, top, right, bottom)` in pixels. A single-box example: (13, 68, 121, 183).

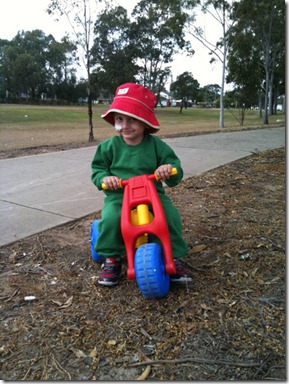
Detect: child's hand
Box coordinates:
(155, 164, 173, 181)
(102, 176, 121, 190)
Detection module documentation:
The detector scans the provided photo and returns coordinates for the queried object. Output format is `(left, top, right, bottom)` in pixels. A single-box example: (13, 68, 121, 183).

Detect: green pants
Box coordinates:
(95, 194, 188, 259)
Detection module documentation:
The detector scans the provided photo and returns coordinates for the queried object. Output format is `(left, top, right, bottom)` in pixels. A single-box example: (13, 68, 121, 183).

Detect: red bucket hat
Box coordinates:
(101, 83, 160, 133)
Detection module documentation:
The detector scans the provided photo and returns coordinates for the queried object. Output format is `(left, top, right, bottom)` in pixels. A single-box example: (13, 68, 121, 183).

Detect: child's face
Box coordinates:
(114, 113, 147, 145)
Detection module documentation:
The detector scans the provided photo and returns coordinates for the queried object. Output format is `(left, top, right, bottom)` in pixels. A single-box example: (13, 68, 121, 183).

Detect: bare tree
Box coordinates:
(47, 0, 106, 141)
(184, 0, 236, 128)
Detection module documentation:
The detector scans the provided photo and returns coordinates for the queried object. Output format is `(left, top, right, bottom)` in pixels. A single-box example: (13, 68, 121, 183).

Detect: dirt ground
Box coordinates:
(0, 120, 284, 159)
(0, 139, 285, 380)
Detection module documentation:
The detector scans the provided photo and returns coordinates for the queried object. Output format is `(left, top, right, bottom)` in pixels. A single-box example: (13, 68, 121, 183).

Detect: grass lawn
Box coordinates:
(0, 104, 285, 151)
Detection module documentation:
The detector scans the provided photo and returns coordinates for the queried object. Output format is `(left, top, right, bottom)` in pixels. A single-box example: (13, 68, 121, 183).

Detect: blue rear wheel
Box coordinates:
(90, 220, 104, 262)
(135, 243, 170, 298)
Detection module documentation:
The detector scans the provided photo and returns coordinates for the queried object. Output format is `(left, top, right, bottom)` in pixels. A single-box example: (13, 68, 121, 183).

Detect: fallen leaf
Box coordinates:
(71, 348, 87, 358)
(136, 365, 151, 380)
(264, 276, 280, 284)
(52, 300, 63, 306)
(201, 303, 213, 311)
(9, 251, 17, 263)
(59, 296, 73, 309)
(191, 244, 207, 254)
(0, 346, 6, 355)
(89, 347, 97, 358)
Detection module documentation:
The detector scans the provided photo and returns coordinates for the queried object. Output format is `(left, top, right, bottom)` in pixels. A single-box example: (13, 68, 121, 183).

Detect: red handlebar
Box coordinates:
(102, 167, 177, 190)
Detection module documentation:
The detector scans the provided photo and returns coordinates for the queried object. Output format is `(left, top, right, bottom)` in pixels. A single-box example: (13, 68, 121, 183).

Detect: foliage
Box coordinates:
(227, 0, 285, 122)
(91, 6, 138, 95)
(199, 84, 221, 106)
(129, 0, 192, 93)
(170, 71, 200, 101)
(0, 30, 76, 102)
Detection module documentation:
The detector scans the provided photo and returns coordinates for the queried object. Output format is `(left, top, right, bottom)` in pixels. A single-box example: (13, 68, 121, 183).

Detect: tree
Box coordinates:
(199, 84, 221, 106)
(130, 0, 192, 93)
(226, 22, 264, 114)
(228, 0, 285, 124)
(91, 6, 138, 95)
(0, 30, 77, 103)
(47, 0, 103, 141)
(46, 36, 78, 101)
(184, 0, 236, 128)
(1, 30, 59, 101)
(170, 71, 200, 112)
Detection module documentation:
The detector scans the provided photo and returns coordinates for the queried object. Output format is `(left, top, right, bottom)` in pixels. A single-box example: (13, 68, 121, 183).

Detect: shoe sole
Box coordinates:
(98, 280, 119, 286)
(170, 277, 192, 283)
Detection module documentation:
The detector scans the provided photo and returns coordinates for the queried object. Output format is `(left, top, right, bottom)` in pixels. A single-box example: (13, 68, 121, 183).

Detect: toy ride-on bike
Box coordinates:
(90, 168, 178, 298)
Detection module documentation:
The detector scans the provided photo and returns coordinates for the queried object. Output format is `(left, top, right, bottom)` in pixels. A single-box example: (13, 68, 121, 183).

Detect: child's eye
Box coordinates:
(115, 116, 123, 122)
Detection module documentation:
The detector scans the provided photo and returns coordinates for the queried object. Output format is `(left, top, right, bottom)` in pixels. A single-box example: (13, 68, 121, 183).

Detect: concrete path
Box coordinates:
(0, 127, 285, 246)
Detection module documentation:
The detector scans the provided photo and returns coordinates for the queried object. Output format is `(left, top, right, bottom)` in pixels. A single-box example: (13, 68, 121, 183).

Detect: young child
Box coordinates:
(91, 83, 192, 286)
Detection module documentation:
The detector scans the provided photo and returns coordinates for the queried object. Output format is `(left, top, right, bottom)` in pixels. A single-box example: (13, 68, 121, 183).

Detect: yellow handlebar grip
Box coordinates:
(101, 179, 123, 190)
(154, 167, 178, 181)
(170, 167, 178, 176)
(101, 183, 108, 190)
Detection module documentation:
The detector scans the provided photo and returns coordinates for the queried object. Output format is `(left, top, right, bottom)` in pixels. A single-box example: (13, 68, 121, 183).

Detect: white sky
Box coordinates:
(0, 0, 223, 88)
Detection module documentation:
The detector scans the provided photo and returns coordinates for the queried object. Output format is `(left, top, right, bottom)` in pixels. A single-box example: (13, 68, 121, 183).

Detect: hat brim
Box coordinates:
(101, 98, 160, 134)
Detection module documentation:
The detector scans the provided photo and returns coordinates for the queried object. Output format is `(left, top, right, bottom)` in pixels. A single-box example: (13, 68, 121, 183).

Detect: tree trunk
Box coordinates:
(219, 4, 226, 129)
(258, 92, 263, 118)
(87, 67, 94, 142)
(268, 72, 274, 116)
(88, 94, 94, 142)
(219, 66, 225, 128)
(263, 66, 269, 125)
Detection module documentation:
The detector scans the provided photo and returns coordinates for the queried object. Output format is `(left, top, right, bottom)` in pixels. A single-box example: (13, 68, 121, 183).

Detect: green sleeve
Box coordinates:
(91, 140, 112, 190)
(153, 136, 184, 187)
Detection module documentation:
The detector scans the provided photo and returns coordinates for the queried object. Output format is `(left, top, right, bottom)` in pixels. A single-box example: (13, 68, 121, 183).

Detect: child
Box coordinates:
(91, 83, 191, 286)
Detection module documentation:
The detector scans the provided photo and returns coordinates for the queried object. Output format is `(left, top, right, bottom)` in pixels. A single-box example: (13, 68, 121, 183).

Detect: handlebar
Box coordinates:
(101, 167, 178, 190)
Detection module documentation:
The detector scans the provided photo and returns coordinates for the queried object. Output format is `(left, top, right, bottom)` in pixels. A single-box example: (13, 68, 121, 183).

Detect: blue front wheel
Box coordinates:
(135, 243, 170, 298)
(90, 220, 104, 262)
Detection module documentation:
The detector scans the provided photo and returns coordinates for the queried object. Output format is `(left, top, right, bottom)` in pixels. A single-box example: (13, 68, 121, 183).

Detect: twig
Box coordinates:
(136, 365, 151, 380)
(258, 297, 285, 307)
(140, 327, 152, 340)
(51, 353, 71, 380)
(268, 238, 285, 251)
(3, 289, 19, 302)
(37, 235, 46, 262)
(22, 367, 32, 380)
(258, 308, 268, 328)
(250, 354, 272, 379)
(41, 357, 48, 380)
(173, 298, 194, 313)
(135, 348, 152, 381)
(0, 351, 21, 363)
(129, 357, 261, 368)
(185, 259, 217, 272)
(263, 365, 286, 380)
(35, 265, 53, 276)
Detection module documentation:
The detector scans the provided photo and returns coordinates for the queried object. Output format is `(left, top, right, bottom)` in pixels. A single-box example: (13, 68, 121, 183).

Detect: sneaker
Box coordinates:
(170, 259, 192, 283)
(98, 258, 122, 286)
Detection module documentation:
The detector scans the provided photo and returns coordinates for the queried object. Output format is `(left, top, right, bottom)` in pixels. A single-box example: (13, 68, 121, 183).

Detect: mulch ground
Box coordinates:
(0, 147, 285, 380)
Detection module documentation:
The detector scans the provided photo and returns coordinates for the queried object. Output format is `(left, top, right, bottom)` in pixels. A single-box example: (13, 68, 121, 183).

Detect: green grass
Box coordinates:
(0, 105, 89, 124)
(0, 104, 284, 153)
(155, 106, 284, 127)
(0, 104, 284, 127)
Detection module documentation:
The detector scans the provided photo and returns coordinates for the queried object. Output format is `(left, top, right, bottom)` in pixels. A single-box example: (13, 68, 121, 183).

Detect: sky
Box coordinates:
(0, 0, 223, 88)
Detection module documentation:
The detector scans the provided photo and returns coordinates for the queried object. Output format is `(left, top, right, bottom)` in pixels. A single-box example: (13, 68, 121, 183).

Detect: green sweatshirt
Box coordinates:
(91, 133, 183, 195)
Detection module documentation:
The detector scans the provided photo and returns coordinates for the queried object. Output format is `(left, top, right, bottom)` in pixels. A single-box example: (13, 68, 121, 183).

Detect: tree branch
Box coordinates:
(129, 357, 262, 368)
